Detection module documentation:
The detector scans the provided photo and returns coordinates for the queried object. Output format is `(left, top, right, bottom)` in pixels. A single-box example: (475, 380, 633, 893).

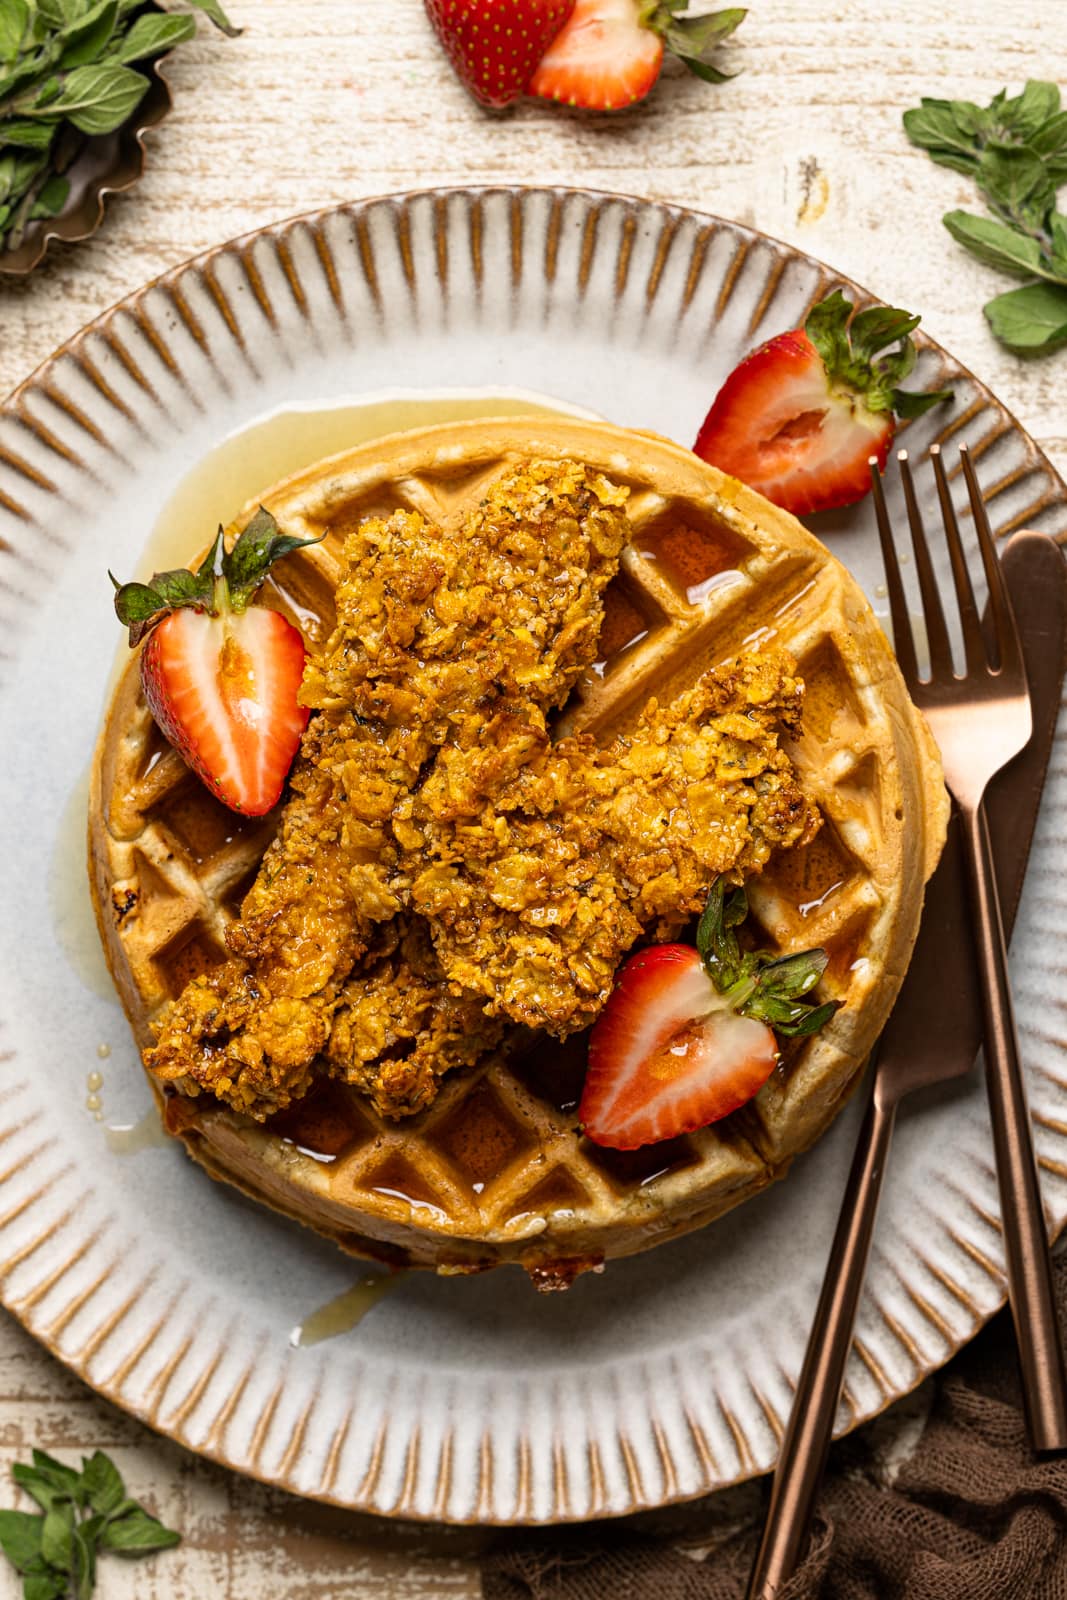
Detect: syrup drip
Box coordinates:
(289, 1273, 405, 1348)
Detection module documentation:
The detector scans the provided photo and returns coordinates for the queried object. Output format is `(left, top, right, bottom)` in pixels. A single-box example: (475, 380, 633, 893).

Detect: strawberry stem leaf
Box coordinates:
(112, 508, 323, 647)
(224, 507, 323, 610)
(638, 2, 746, 82)
(695, 876, 841, 1039)
(695, 875, 748, 989)
(804, 289, 953, 419)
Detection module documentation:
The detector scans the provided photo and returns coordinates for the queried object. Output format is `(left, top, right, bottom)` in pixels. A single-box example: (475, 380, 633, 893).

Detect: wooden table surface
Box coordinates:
(2, 2, 1064, 1594)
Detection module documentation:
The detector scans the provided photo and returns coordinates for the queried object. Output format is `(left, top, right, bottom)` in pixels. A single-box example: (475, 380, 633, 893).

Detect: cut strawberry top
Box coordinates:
(529, 0, 662, 108)
(581, 877, 841, 1150)
(583, 945, 777, 1148)
(529, 0, 746, 111)
(113, 508, 322, 817)
(693, 291, 952, 516)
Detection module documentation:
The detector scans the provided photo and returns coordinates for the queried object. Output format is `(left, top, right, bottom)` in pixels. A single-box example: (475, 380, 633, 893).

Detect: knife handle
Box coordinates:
(961, 799, 1067, 1452)
(747, 1080, 898, 1599)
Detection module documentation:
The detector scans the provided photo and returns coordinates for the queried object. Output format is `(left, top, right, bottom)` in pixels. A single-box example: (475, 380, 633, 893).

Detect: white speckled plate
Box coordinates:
(1, 188, 1066, 1526)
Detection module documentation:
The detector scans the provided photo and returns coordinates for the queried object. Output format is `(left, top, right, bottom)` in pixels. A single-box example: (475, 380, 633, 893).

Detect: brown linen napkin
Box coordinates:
(482, 1251, 1067, 1600)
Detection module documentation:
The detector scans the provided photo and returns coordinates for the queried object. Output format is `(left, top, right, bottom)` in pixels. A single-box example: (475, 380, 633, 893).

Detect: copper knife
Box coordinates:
(748, 530, 1067, 1599)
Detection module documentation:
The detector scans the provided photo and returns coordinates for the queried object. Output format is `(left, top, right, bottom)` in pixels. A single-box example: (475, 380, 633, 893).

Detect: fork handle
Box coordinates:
(961, 799, 1067, 1452)
(746, 1080, 898, 1599)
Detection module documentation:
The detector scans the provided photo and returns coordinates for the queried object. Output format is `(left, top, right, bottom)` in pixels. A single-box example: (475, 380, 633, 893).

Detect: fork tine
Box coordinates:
(931, 444, 986, 676)
(869, 459, 920, 691)
(898, 449, 954, 679)
(960, 443, 1024, 679)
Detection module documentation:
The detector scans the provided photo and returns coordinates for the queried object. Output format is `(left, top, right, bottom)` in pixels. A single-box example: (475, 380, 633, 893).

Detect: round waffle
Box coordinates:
(89, 418, 947, 1287)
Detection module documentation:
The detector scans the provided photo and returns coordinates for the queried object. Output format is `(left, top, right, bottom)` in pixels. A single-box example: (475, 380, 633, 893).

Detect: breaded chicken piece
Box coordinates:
(145, 461, 631, 1118)
(146, 714, 420, 1115)
(405, 649, 819, 1036)
(327, 918, 506, 1120)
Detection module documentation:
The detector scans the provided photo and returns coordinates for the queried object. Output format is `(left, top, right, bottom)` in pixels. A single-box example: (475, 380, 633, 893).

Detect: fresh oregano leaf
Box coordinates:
(33, 0, 73, 30)
(977, 143, 1056, 227)
(2, 1448, 182, 1597)
(905, 80, 1067, 356)
(0, 0, 235, 254)
(984, 282, 1067, 354)
(30, 1453, 83, 1504)
(1051, 211, 1067, 264)
(39, 1505, 72, 1573)
(942, 210, 1046, 278)
(43, 60, 147, 133)
(22, 1570, 67, 1600)
(0, 0, 29, 61)
(902, 100, 982, 173)
(0, 1511, 44, 1573)
(1001, 79, 1061, 139)
(108, 11, 195, 64)
(80, 1451, 125, 1517)
(10, 1468, 63, 1517)
(28, 171, 68, 216)
(99, 1505, 181, 1556)
(1031, 110, 1067, 178)
(70, 1522, 95, 1600)
(180, 0, 241, 37)
(58, 0, 118, 68)
(0, 117, 59, 149)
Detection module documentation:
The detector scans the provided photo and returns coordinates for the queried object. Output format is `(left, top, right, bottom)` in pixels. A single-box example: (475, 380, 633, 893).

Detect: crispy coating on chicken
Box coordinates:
(145, 461, 631, 1117)
(327, 919, 507, 1120)
(404, 649, 819, 1035)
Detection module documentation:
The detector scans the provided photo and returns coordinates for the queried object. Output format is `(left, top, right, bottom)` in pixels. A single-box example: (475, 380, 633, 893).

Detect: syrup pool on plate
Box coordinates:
(130, 388, 602, 584)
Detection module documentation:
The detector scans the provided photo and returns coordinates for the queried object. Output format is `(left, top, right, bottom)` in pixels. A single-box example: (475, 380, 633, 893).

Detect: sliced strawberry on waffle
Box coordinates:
(693, 291, 952, 516)
(581, 878, 840, 1149)
(112, 510, 322, 817)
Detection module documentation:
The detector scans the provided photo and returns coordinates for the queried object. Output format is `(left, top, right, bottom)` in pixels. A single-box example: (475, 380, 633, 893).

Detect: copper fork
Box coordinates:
(872, 443, 1067, 1449)
(747, 509, 1067, 1600)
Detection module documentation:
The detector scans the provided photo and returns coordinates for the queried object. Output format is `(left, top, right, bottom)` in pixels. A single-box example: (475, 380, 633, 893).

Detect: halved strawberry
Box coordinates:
(112, 510, 322, 816)
(529, 0, 745, 111)
(581, 878, 840, 1149)
(693, 291, 952, 516)
(425, 0, 576, 109)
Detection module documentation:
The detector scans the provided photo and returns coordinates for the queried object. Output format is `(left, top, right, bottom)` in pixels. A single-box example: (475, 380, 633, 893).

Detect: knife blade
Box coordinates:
(748, 528, 1067, 1599)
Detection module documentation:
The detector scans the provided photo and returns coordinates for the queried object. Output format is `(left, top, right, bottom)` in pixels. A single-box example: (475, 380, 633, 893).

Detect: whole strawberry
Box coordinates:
(425, 0, 575, 108)
(112, 510, 322, 817)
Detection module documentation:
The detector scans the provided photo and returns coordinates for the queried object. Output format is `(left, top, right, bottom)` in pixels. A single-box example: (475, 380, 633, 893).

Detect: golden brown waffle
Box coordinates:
(89, 419, 947, 1286)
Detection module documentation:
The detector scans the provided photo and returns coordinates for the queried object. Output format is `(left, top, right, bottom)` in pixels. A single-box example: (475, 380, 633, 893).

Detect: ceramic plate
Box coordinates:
(2, 187, 1066, 1526)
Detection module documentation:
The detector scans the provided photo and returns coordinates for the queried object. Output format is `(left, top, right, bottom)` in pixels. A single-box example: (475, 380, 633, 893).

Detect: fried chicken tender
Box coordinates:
(326, 919, 507, 1120)
(146, 715, 422, 1115)
(145, 461, 631, 1118)
(405, 649, 819, 1035)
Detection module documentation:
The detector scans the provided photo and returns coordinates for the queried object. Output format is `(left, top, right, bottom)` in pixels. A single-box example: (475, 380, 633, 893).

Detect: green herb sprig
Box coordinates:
(0, 1447, 179, 1599)
(903, 80, 1067, 355)
(0, 0, 239, 255)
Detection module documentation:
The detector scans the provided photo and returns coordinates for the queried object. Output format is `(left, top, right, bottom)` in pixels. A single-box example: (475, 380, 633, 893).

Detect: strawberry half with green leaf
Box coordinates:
(112, 510, 322, 817)
(425, 0, 576, 108)
(529, 0, 746, 111)
(580, 877, 840, 1150)
(693, 291, 953, 516)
